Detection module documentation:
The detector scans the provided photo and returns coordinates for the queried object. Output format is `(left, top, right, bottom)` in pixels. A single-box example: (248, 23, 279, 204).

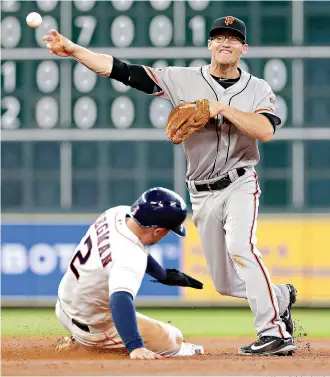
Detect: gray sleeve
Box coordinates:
(253, 79, 282, 129)
(142, 66, 181, 104)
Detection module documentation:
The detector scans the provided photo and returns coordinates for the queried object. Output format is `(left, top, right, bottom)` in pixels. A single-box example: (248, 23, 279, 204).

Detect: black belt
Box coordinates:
(194, 168, 246, 192)
(72, 318, 90, 332)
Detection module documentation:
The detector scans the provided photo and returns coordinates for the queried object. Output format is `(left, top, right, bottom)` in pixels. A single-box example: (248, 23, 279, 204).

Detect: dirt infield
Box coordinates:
(2, 336, 330, 376)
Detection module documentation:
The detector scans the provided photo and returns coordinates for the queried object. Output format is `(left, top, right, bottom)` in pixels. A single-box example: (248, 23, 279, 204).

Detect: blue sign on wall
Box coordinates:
(1, 224, 181, 303)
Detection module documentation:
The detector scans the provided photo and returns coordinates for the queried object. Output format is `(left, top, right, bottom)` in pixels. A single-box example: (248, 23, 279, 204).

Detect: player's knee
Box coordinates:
(216, 287, 232, 296)
(214, 281, 232, 296)
(212, 277, 233, 296)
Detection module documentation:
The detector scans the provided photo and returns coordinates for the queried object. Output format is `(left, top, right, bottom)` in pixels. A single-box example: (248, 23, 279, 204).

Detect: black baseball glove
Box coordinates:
(152, 269, 203, 289)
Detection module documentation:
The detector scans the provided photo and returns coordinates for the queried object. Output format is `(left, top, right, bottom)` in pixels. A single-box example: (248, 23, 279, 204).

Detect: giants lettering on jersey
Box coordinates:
(94, 215, 112, 267)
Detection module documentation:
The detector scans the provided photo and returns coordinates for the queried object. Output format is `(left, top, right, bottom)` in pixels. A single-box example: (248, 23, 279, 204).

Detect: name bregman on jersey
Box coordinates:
(94, 214, 112, 267)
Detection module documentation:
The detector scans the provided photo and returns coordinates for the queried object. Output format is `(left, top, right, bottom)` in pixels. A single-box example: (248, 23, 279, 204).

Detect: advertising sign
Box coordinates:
(182, 217, 330, 306)
(1, 223, 181, 304)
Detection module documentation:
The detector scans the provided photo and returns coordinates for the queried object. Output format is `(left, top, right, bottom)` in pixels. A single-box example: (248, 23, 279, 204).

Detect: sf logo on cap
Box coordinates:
(225, 16, 235, 25)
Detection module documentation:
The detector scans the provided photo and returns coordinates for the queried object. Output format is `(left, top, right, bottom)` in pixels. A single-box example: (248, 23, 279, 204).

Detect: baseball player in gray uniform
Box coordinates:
(43, 15, 297, 356)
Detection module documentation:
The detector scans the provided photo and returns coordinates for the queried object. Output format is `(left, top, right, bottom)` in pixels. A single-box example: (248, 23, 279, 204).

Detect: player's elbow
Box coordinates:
(258, 122, 274, 142)
(258, 131, 273, 142)
(255, 115, 274, 142)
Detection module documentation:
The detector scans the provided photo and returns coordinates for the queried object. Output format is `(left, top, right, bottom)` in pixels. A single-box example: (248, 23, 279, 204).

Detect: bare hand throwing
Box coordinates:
(42, 29, 76, 57)
(208, 101, 227, 118)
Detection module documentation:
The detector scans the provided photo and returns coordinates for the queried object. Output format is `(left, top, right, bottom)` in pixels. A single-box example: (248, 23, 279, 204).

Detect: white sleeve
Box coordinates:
(253, 80, 282, 128)
(108, 246, 147, 300)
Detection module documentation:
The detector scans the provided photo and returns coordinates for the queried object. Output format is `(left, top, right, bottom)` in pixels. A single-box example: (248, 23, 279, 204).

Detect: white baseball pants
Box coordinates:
(55, 299, 183, 356)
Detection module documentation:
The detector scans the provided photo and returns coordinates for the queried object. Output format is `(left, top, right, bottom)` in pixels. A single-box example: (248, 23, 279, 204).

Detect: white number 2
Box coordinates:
(1, 96, 21, 129)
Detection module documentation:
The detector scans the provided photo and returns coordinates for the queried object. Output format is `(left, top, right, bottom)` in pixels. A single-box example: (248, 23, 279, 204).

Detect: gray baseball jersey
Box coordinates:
(143, 64, 292, 340)
(144, 65, 280, 182)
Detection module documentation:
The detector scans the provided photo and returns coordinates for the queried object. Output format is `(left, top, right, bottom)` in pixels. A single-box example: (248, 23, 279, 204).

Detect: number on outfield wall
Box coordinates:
(1, 96, 21, 129)
(36, 97, 58, 128)
(149, 15, 173, 47)
(111, 96, 134, 128)
(111, 16, 134, 47)
(36, 61, 59, 93)
(188, 16, 205, 46)
(74, 96, 97, 128)
(74, 16, 96, 46)
(1, 16, 21, 48)
(1, 61, 16, 92)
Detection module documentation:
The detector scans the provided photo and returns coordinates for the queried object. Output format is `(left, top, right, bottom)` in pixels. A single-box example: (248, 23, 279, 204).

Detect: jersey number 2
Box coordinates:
(70, 236, 92, 280)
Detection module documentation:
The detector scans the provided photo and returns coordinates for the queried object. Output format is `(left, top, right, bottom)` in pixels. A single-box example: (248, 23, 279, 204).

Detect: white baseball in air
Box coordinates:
(26, 12, 42, 28)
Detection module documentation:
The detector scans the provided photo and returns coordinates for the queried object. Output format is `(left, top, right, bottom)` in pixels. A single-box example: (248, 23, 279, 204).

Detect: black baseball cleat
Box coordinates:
(281, 284, 297, 336)
(238, 336, 297, 356)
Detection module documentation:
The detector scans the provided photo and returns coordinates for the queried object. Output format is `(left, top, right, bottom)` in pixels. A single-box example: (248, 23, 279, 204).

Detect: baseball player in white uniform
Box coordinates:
(56, 187, 204, 360)
(44, 15, 297, 356)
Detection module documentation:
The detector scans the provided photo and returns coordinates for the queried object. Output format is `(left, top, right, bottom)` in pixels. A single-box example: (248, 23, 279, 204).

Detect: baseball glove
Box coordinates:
(152, 268, 203, 289)
(165, 99, 210, 144)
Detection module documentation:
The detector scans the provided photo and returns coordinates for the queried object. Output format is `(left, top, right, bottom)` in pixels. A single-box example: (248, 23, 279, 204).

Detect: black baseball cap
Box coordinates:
(209, 16, 246, 42)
